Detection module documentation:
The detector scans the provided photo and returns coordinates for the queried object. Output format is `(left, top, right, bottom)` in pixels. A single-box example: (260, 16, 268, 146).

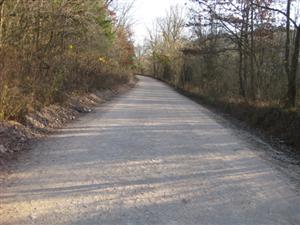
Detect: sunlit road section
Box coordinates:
(1, 76, 300, 225)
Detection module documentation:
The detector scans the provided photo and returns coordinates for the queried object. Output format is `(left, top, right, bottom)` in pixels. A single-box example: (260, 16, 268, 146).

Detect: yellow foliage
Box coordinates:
(98, 56, 108, 64)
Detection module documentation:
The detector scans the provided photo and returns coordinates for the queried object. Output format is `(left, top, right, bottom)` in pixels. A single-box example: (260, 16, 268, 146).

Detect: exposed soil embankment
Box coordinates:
(0, 79, 136, 163)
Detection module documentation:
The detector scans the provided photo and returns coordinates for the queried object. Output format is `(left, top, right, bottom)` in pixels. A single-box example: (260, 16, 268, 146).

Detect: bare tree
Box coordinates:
(145, 5, 186, 84)
(253, 0, 300, 107)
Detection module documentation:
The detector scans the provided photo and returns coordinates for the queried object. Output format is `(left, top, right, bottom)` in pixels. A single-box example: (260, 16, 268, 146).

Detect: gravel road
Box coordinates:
(1, 76, 300, 225)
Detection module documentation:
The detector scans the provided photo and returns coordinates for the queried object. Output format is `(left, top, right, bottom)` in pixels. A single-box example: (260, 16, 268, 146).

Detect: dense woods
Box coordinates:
(140, 0, 300, 108)
(0, 0, 134, 121)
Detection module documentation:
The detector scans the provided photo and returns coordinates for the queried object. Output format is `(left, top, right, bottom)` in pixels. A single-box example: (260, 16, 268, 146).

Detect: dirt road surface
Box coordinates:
(1, 76, 300, 225)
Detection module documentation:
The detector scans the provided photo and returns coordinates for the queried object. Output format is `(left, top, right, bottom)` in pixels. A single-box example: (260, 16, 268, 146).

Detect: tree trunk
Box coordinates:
(0, 1, 5, 47)
(242, 3, 250, 99)
(284, 0, 293, 107)
(250, 0, 256, 100)
(238, 43, 246, 97)
(285, 0, 291, 78)
(287, 26, 300, 107)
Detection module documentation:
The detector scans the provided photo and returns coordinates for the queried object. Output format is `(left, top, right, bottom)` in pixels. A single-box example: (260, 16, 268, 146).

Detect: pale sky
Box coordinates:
(131, 0, 187, 44)
(128, 0, 300, 44)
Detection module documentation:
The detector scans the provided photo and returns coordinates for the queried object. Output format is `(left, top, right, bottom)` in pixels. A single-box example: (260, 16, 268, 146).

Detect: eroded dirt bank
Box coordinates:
(0, 76, 299, 225)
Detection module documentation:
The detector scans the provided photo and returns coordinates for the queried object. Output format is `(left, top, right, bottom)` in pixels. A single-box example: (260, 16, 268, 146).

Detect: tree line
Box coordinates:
(139, 0, 300, 108)
(0, 0, 135, 121)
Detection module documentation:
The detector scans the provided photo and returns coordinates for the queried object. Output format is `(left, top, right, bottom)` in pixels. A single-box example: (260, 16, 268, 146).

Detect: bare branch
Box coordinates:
(251, 2, 298, 28)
